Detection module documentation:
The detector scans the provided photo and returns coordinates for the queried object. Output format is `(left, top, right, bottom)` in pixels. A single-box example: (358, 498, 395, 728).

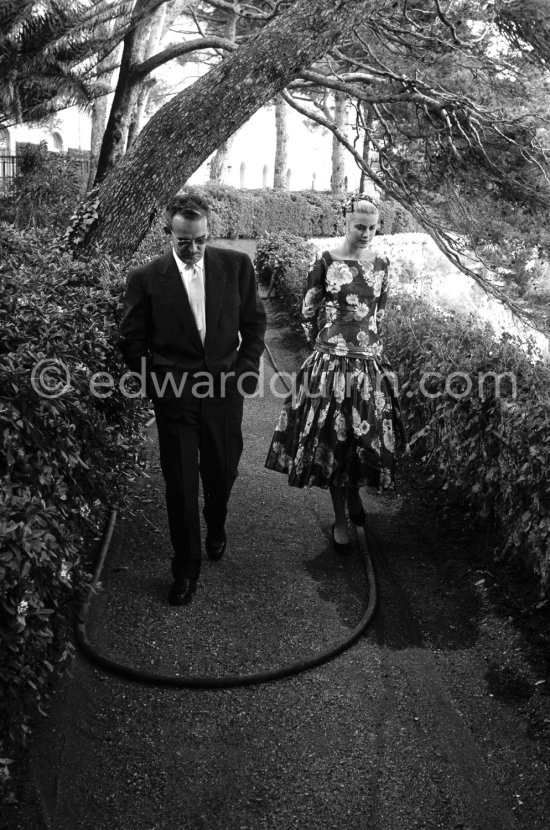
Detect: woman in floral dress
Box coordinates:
(265, 198, 408, 552)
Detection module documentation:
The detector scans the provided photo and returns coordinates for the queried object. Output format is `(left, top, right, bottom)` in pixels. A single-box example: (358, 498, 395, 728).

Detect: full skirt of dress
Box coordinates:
(265, 349, 404, 490)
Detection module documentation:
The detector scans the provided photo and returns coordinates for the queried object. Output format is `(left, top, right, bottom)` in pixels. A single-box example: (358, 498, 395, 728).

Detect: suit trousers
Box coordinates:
(154, 386, 244, 583)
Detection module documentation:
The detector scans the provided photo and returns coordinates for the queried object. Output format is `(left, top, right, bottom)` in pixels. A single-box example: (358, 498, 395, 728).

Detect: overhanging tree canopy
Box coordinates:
(0, 0, 133, 125)
(283, 0, 550, 303)
(6, 1, 550, 310)
(75, 0, 373, 256)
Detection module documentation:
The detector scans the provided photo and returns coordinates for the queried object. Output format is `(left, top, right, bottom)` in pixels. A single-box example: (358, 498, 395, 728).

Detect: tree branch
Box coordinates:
(201, 0, 274, 20)
(130, 37, 238, 81)
(299, 68, 379, 87)
(433, 0, 467, 46)
(281, 87, 534, 321)
(295, 69, 454, 112)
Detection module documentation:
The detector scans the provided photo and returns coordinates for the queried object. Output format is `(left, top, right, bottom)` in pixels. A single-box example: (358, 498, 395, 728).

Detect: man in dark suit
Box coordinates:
(120, 191, 266, 605)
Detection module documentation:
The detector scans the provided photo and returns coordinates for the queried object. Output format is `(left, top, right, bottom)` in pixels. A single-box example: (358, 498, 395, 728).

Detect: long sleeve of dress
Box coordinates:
(301, 254, 327, 345)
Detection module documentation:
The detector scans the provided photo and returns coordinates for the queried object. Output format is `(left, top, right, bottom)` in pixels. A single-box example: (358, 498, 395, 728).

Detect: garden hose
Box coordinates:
(75, 516, 376, 688)
(74, 332, 379, 687)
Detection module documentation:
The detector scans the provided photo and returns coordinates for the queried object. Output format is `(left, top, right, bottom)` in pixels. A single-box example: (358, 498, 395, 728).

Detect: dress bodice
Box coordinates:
(301, 251, 390, 359)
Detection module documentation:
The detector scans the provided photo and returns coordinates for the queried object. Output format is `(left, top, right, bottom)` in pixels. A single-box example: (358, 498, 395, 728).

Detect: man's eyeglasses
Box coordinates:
(169, 230, 208, 247)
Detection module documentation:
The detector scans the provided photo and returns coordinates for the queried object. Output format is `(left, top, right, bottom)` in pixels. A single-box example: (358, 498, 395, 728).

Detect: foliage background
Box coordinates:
(0, 143, 87, 231)
(0, 224, 148, 786)
(133, 185, 419, 264)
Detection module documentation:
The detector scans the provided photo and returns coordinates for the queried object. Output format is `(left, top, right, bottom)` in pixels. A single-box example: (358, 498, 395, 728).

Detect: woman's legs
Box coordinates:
(346, 486, 363, 516)
(330, 485, 366, 545)
(330, 485, 350, 544)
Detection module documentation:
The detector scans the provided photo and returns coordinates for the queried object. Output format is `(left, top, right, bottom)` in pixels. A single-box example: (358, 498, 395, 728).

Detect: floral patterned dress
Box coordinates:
(265, 251, 406, 490)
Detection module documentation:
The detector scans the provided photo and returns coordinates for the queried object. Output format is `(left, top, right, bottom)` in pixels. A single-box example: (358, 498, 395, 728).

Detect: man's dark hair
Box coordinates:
(164, 191, 210, 228)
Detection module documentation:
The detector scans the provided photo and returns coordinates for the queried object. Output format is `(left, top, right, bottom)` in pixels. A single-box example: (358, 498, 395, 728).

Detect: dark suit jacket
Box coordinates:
(120, 245, 266, 395)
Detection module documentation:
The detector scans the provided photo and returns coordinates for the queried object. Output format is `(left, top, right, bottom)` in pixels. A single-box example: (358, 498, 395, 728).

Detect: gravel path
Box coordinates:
(7, 291, 550, 830)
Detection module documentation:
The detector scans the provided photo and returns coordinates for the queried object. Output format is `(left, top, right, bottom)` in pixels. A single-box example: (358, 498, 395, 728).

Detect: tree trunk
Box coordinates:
(208, 6, 238, 184)
(273, 94, 288, 190)
(86, 18, 121, 190)
(126, 2, 169, 149)
(209, 135, 235, 183)
(126, 79, 155, 149)
(331, 91, 347, 196)
(359, 103, 374, 194)
(82, 0, 375, 257)
(87, 96, 110, 190)
(94, 0, 167, 185)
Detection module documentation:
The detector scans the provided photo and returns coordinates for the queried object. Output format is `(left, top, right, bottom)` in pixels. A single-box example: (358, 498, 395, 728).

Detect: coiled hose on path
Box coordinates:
(75, 340, 378, 688)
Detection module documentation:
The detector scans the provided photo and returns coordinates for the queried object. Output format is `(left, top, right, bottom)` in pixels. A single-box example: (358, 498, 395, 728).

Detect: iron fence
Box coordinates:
(0, 150, 91, 197)
(0, 155, 18, 195)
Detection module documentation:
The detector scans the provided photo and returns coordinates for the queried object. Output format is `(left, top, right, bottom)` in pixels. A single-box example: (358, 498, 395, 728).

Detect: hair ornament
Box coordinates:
(342, 191, 377, 218)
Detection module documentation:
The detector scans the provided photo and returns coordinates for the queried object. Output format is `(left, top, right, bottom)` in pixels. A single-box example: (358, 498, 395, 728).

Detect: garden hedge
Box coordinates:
(0, 225, 148, 782)
(134, 184, 417, 263)
(203, 185, 345, 239)
(0, 142, 86, 231)
(257, 235, 550, 597)
(134, 185, 344, 263)
(255, 233, 318, 317)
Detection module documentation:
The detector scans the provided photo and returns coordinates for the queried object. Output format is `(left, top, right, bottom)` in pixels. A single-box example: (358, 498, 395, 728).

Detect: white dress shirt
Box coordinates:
(173, 251, 206, 344)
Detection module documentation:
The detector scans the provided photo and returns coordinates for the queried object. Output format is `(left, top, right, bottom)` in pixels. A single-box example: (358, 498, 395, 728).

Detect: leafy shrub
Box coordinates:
(263, 231, 550, 596)
(254, 233, 317, 317)
(134, 186, 417, 265)
(383, 295, 550, 599)
(378, 195, 421, 234)
(0, 225, 147, 777)
(4, 142, 85, 231)
(202, 184, 345, 239)
(134, 185, 346, 263)
(63, 187, 100, 250)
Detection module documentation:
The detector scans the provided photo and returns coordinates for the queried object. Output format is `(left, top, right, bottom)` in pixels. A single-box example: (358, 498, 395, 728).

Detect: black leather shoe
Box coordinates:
(168, 578, 197, 606)
(348, 506, 366, 526)
(331, 524, 352, 554)
(205, 534, 227, 561)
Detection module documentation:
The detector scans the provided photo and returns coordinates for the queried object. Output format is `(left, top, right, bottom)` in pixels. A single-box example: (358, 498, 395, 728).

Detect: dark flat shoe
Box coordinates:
(205, 535, 227, 561)
(348, 506, 366, 526)
(168, 578, 197, 606)
(331, 524, 352, 554)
